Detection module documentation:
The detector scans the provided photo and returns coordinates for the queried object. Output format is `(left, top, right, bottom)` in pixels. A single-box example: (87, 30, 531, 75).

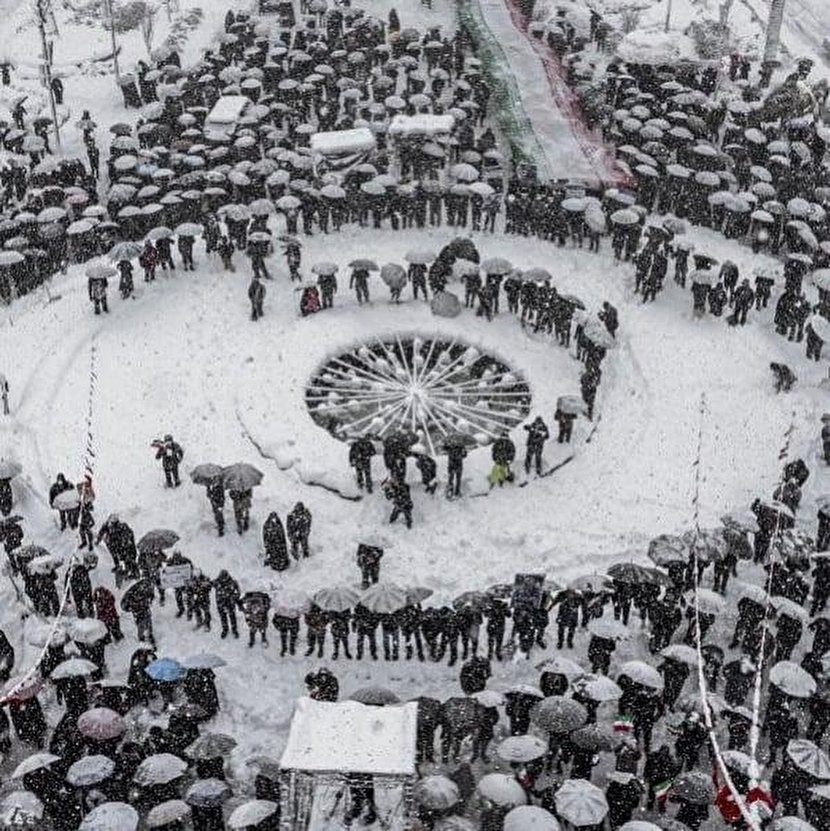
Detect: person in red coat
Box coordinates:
(714, 766, 774, 829)
(93, 586, 123, 642)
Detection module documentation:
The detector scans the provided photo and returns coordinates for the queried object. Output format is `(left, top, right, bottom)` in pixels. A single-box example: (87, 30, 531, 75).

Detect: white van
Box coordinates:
(204, 95, 253, 139)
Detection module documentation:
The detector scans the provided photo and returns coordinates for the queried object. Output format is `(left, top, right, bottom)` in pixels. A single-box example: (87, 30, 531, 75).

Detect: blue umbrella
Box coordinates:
(145, 658, 186, 682)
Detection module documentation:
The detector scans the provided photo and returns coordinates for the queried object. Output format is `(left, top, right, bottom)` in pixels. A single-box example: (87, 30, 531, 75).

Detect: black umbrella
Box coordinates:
(137, 529, 180, 554)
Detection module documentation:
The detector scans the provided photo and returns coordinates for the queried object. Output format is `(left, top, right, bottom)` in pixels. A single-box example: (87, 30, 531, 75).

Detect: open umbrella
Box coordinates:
(434, 818, 477, 831)
(348, 258, 379, 271)
(770, 661, 816, 698)
(478, 773, 527, 808)
(555, 779, 608, 826)
(381, 262, 407, 289)
(137, 529, 179, 553)
(669, 771, 715, 804)
(660, 644, 698, 666)
(619, 661, 664, 691)
(414, 775, 460, 810)
(271, 589, 311, 619)
(180, 653, 227, 670)
(312, 262, 338, 275)
(787, 739, 830, 778)
(536, 655, 584, 676)
(78, 708, 126, 741)
(531, 696, 587, 733)
(190, 463, 223, 485)
(587, 619, 631, 640)
(145, 658, 186, 682)
(350, 686, 400, 706)
(51, 658, 98, 680)
(571, 673, 623, 702)
(431, 291, 462, 318)
(68, 618, 108, 645)
(648, 535, 688, 566)
(2, 675, 43, 703)
(504, 806, 560, 831)
(228, 800, 278, 829)
(108, 241, 144, 261)
(481, 257, 512, 275)
(185, 733, 237, 760)
(147, 800, 191, 828)
(608, 563, 671, 586)
(79, 802, 139, 831)
(174, 222, 202, 237)
(67, 755, 115, 786)
(221, 463, 263, 490)
(134, 753, 188, 786)
(570, 723, 622, 751)
(313, 586, 360, 612)
(12, 753, 60, 779)
(360, 582, 409, 614)
(497, 735, 547, 762)
(185, 778, 232, 808)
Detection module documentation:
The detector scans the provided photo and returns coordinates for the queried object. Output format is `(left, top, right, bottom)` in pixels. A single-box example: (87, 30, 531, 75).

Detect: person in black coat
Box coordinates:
(272, 611, 300, 656)
(386, 479, 413, 528)
(659, 656, 690, 710)
(485, 597, 510, 660)
(117, 259, 134, 298)
(9, 695, 47, 747)
(286, 502, 312, 559)
(213, 570, 240, 639)
(49, 473, 76, 531)
(398, 603, 425, 660)
(349, 437, 376, 493)
(263, 512, 289, 570)
(644, 744, 680, 811)
(206, 476, 225, 536)
(606, 773, 643, 828)
(248, 277, 265, 321)
(414, 453, 438, 494)
(155, 434, 183, 488)
(523, 416, 550, 475)
(66, 559, 94, 618)
(444, 442, 467, 497)
(155, 236, 175, 270)
(77, 502, 94, 551)
(305, 667, 339, 701)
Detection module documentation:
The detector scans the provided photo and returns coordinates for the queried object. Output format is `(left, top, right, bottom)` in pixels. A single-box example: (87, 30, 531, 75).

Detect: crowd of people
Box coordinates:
(1, 436, 830, 829)
(1, 0, 830, 829)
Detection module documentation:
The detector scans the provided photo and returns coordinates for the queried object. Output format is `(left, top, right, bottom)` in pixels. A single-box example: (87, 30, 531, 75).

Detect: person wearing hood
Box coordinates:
(155, 434, 183, 488)
(263, 511, 289, 570)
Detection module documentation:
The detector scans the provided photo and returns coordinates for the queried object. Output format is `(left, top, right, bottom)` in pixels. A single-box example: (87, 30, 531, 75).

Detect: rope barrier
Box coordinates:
(690, 393, 762, 831)
(2, 342, 99, 702)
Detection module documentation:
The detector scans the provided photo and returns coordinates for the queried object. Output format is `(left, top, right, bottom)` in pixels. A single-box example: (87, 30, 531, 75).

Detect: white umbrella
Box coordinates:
(497, 735, 547, 763)
(505, 806, 560, 831)
(228, 800, 279, 829)
(360, 582, 409, 613)
(555, 779, 608, 826)
(414, 775, 460, 810)
(618, 660, 664, 691)
(68, 618, 108, 644)
(67, 755, 115, 786)
(477, 773, 527, 807)
(52, 658, 99, 680)
(660, 644, 698, 666)
(12, 753, 60, 779)
(536, 656, 584, 676)
(147, 800, 191, 828)
(787, 739, 830, 778)
(770, 661, 816, 698)
(133, 753, 187, 786)
(79, 802, 139, 831)
(572, 673, 623, 702)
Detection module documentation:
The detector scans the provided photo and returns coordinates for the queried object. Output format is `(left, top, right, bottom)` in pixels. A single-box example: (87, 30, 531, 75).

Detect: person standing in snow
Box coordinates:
(286, 502, 312, 559)
(214, 569, 240, 639)
(229, 488, 252, 534)
(386, 479, 413, 528)
(154, 434, 183, 488)
(444, 442, 467, 498)
(523, 416, 550, 476)
(248, 277, 265, 321)
(349, 437, 376, 494)
(0, 373, 8, 415)
(356, 543, 383, 589)
(263, 511, 289, 570)
(241, 591, 270, 647)
(206, 475, 225, 537)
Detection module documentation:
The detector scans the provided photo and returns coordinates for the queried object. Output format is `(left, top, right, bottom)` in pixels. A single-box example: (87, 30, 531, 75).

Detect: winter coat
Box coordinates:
(524, 418, 550, 449)
(349, 438, 376, 466)
(213, 571, 240, 609)
(263, 512, 288, 569)
(287, 504, 311, 542)
(93, 586, 119, 627)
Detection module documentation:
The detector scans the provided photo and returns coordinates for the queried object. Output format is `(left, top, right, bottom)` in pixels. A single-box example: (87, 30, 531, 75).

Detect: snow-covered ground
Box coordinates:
(0, 0, 829, 818)
(1, 218, 826, 780)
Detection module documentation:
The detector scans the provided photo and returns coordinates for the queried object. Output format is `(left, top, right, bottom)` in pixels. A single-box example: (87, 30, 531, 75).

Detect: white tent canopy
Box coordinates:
(310, 128, 377, 156)
(280, 697, 418, 776)
(388, 114, 455, 138)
